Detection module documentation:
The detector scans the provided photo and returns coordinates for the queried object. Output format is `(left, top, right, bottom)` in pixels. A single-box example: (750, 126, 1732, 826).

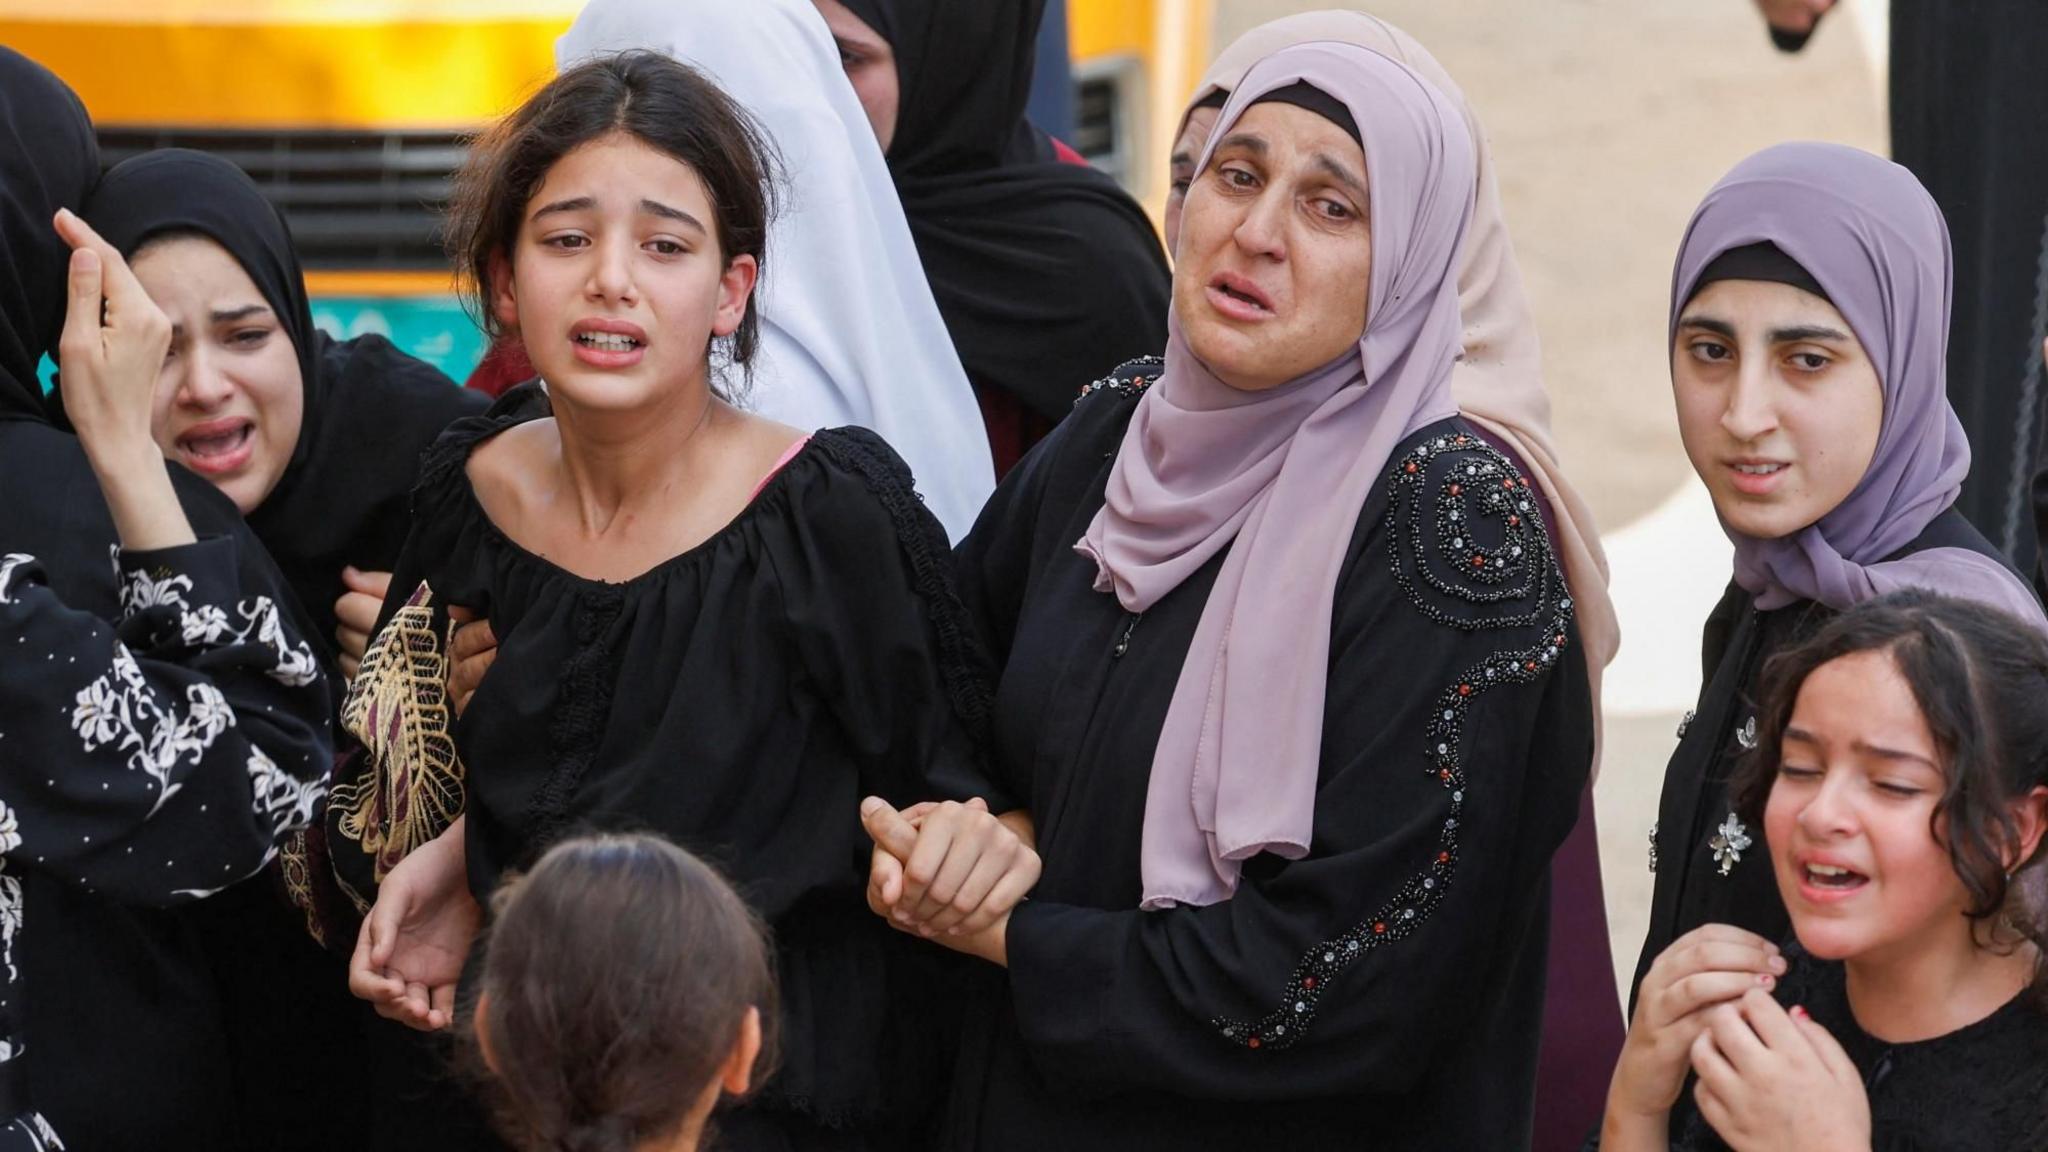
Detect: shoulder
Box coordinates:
(1370, 417, 1577, 658)
(1895, 506, 2022, 573)
(1074, 354, 1164, 408)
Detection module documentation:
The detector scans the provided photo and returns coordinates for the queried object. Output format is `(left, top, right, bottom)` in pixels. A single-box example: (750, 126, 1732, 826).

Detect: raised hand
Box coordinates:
(1601, 925, 1785, 1147)
(53, 208, 193, 552)
(349, 816, 480, 1031)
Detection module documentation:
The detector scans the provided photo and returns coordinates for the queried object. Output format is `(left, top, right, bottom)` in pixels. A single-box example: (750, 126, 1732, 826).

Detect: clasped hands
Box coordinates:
(859, 795, 1040, 968)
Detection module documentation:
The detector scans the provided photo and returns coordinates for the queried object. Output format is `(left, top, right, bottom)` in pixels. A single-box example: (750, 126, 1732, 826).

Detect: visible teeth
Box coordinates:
(1809, 864, 1849, 877)
(578, 332, 638, 351)
(1734, 463, 1783, 475)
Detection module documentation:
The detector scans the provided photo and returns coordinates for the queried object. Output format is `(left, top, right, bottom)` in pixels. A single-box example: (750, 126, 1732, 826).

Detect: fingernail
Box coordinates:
(1769, 956, 1787, 973)
(946, 927, 960, 937)
(1791, 1005, 1809, 1020)
(892, 909, 909, 923)
(1756, 973, 1774, 986)
(860, 797, 882, 817)
(916, 925, 932, 937)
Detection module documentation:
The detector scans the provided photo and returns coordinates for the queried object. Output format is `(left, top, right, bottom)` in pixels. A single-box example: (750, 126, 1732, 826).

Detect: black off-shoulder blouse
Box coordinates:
(319, 406, 999, 1141)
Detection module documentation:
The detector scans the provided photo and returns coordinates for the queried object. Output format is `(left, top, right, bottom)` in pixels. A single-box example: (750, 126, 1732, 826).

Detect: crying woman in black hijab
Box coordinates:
(69, 150, 488, 678)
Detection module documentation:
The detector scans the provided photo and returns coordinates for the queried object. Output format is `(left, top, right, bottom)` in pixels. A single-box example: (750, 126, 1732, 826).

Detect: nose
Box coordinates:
(1721, 356, 1781, 443)
(585, 233, 639, 305)
(174, 343, 233, 411)
(1231, 185, 1287, 262)
(1795, 772, 1858, 841)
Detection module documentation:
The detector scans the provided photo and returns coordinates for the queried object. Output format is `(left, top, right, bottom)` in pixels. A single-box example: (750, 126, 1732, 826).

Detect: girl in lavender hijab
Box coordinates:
(858, 41, 1593, 1148)
(1623, 142, 2048, 1141)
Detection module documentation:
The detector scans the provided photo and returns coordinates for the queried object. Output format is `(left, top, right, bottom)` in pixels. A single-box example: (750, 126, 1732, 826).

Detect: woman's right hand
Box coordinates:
(349, 815, 479, 1031)
(1605, 925, 1786, 1132)
(53, 209, 194, 552)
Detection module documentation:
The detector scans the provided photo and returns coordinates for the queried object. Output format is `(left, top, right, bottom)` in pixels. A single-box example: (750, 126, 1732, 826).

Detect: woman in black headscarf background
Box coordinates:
(0, 49, 331, 1149)
(812, 0, 1171, 474)
(61, 148, 488, 1150)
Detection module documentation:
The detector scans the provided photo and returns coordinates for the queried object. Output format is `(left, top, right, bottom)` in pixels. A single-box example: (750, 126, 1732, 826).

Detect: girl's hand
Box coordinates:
(1605, 925, 1786, 1127)
(349, 816, 479, 1031)
(334, 566, 391, 679)
(1691, 989, 1871, 1152)
(54, 209, 193, 552)
(862, 795, 1039, 938)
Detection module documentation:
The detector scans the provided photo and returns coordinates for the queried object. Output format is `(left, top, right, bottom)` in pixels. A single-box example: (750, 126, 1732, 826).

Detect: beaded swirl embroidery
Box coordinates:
(1212, 432, 1575, 1051)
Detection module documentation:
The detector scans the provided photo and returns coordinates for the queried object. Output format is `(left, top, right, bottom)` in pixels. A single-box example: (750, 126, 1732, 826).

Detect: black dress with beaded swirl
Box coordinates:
(940, 361, 1595, 1150)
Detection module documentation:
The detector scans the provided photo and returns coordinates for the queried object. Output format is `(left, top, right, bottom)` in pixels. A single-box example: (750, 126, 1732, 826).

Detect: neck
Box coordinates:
(1842, 922, 2034, 1043)
(547, 376, 718, 535)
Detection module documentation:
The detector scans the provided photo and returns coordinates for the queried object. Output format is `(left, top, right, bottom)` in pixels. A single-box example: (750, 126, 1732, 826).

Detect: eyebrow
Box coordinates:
(1676, 314, 1851, 344)
(529, 195, 704, 234)
(1782, 726, 1940, 770)
(211, 304, 270, 325)
(638, 198, 705, 233)
(1213, 131, 1268, 158)
(1311, 152, 1370, 207)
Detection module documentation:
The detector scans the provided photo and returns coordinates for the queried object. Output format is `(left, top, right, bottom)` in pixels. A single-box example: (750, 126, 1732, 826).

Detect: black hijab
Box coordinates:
(68, 149, 487, 656)
(0, 47, 97, 422)
(841, 0, 1170, 421)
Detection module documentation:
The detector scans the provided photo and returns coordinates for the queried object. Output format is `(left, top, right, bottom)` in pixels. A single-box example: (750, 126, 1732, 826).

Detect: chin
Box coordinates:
(1710, 496, 1813, 541)
(1180, 324, 1280, 392)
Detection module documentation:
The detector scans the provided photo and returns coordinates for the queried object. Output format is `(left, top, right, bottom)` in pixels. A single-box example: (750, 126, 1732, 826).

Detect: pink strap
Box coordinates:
(750, 435, 812, 501)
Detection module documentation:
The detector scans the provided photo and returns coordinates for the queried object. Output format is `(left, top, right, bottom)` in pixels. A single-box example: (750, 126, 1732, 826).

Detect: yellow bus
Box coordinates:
(4, 0, 1206, 378)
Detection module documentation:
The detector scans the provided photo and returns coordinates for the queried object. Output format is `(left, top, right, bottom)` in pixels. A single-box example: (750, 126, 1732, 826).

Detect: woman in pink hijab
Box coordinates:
(862, 39, 1593, 1148)
(1168, 15, 1625, 1150)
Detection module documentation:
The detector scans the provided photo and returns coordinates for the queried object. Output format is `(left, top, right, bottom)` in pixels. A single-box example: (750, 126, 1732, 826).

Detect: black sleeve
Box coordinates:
(1000, 437, 1592, 1101)
(0, 538, 331, 906)
(773, 429, 1005, 811)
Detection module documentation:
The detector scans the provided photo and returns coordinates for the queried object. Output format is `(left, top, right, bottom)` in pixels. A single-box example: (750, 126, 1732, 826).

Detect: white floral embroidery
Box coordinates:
(0, 801, 20, 857)
(69, 645, 237, 815)
(0, 554, 34, 605)
(113, 555, 321, 689)
(247, 747, 324, 838)
(0, 864, 20, 983)
(13, 1112, 63, 1151)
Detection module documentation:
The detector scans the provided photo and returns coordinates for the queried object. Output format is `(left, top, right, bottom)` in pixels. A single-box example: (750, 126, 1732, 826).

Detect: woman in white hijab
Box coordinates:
(556, 0, 993, 542)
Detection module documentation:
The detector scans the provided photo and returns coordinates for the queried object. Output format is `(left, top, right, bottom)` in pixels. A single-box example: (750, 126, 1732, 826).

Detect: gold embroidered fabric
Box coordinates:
(328, 581, 466, 911)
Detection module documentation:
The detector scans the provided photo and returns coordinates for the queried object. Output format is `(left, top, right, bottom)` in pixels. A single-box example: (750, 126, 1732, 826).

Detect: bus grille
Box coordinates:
(96, 128, 468, 271)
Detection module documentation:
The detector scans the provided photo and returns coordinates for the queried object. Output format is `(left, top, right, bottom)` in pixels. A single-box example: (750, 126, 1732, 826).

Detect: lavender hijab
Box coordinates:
(1076, 42, 1477, 909)
(1673, 143, 2047, 630)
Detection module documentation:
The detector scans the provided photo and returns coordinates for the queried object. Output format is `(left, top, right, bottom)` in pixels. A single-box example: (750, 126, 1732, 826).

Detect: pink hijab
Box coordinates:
(1078, 42, 1476, 909)
(1191, 13, 1621, 752)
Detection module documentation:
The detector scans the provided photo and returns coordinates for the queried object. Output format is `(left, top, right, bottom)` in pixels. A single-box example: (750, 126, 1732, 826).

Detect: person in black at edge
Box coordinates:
(60, 147, 489, 1151)
(0, 48, 331, 1149)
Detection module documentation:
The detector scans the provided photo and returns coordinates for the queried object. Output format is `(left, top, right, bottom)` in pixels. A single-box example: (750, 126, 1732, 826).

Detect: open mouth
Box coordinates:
(1802, 862, 1868, 891)
(575, 332, 642, 352)
(177, 421, 253, 464)
(1208, 271, 1274, 314)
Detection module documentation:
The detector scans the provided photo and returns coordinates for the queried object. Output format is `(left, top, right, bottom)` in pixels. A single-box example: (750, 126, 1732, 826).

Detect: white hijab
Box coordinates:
(557, 0, 994, 542)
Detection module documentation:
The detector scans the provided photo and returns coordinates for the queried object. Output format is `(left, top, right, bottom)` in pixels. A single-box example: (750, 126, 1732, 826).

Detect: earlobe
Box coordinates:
(2008, 785, 2048, 871)
(712, 254, 759, 339)
(720, 1005, 762, 1096)
(488, 250, 519, 332)
(473, 991, 503, 1079)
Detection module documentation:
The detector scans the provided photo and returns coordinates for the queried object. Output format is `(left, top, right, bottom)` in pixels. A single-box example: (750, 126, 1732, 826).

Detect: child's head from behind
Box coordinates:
(469, 832, 774, 1152)
(448, 51, 776, 410)
(1734, 589, 2048, 985)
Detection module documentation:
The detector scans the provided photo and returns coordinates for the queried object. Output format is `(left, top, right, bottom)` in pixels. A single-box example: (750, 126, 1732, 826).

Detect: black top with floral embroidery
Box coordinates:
(939, 360, 1596, 1149)
(0, 422, 331, 1150)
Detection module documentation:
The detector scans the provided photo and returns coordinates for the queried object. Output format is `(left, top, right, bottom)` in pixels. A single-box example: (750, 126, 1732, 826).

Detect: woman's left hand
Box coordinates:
(1690, 989, 1871, 1152)
(333, 566, 391, 679)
